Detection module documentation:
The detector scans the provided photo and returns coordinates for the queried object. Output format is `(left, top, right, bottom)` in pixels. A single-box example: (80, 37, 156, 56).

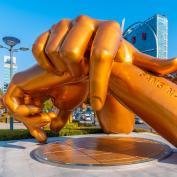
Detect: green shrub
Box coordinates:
(0, 127, 103, 141)
(59, 127, 103, 136)
(0, 127, 151, 141)
(64, 122, 79, 129)
(78, 123, 96, 127)
(0, 129, 32, 141)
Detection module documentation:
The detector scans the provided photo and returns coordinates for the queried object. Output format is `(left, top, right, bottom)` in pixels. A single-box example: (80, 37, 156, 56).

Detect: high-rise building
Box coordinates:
(2, 56, 17, 93)
(123, 14, 168, 59)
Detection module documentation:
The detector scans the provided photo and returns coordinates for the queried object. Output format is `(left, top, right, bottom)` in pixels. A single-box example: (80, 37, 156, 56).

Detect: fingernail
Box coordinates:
(37, 133, 47, 144)
(91, 96, 103, 111)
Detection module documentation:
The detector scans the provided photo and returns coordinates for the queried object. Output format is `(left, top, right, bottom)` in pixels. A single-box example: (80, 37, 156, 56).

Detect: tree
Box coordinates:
(0, 88, 3, 96)
(43, 99, 54, 113)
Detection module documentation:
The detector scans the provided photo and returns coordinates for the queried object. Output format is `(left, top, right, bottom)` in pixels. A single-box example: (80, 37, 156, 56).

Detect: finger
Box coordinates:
(32, 31, 55, 72)
(115, 39, 135, 63)
(50, 110, 71, 132)
(97, 94, 135, 133)
(60, 15, 97, 76)
(29, 127, 47, 143)
(45, 20, 71, 74)
(24, 94, 32, 104)
(32, 97, 43, 107)
(53, 81, 89, 110)
(3, 83, 40, 116)
(15, 105, 41, 116)
(15, 112, 55, 143)
(13, 65, 72, 91)
(133, 51, 177, 75)
(15, 113, 52, 127)
(90, 21, 122, 110)
(50, 81, 89, 131)
(116, 39, 177, 75)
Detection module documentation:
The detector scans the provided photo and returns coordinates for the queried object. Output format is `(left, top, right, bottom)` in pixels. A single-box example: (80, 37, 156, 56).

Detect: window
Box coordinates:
(131, 36, 136, 44)
(142, 32, 146, 40)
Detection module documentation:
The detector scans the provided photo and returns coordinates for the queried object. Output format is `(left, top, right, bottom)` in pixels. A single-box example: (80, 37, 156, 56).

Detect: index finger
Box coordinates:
(90, 21, 121, 110)
(32, 31, 55, 72)
(3, 83, 41, 116)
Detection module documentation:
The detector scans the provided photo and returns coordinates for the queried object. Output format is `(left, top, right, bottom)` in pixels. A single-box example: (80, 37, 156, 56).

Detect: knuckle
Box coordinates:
(50, 24, 56, 31)
(32, 32, 49, 56)
(32, 42, 42, 58)
(32, 43, 38, 56)
(59, 48, 80, 62)
(102, 21, 121, 31)
(107, 21, 120, 28)
(75, 15, 95, 29)
(111, 21, 120, 27)
(92, 48, 114, 61)
(52, 19, 71, 31)
(75, 15, 91, 23)
(45, 45, 56, 58)
(59, 19, 70, 25)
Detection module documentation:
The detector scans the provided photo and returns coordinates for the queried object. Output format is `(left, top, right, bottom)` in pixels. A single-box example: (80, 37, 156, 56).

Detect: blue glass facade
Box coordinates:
(123, 14, 168, 59)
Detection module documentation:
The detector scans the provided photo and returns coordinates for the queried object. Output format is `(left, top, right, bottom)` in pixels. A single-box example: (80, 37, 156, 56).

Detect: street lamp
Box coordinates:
(0, 36, 29, 130)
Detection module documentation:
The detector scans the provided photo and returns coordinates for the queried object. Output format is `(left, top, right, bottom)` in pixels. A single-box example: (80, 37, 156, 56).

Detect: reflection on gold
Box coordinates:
(1, 15, 177, 147)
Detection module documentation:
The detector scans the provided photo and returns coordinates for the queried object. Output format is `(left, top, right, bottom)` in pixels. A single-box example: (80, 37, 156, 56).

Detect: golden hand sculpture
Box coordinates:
(2, 15, 177, 147)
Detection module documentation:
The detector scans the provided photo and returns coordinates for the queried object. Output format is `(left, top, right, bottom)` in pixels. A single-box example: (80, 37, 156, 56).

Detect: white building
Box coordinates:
(2, 56, 17, 93)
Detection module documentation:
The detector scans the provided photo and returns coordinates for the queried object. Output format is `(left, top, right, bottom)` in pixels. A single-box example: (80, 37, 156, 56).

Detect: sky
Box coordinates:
(0, 0, 177, 74)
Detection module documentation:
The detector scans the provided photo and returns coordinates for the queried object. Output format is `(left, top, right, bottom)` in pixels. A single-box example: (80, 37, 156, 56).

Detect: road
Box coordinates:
(0, 122, 26, 129)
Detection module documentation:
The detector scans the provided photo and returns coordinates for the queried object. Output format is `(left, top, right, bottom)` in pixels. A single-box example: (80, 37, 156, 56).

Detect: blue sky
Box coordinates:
(0, 0, 177, 73)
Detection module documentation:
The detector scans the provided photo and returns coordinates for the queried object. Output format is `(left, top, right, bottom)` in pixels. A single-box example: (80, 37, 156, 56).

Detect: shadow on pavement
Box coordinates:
(0, 141, 26, 149)
(160, 151, 177, 164)
(0, 136, 68, 149)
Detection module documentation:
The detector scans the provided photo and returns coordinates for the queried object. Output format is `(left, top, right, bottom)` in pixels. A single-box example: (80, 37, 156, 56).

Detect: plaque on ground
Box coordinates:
(31, 136, 172, 166)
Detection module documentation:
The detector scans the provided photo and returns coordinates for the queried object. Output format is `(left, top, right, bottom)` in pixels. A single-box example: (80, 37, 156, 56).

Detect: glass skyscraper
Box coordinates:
(2, 56, 17, 93)
(123, 14, 168, 59)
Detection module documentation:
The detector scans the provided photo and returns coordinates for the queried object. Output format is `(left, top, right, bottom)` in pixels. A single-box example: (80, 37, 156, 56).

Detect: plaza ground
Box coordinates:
(0, 133, 176, 177)
(0, 122, 26, 129)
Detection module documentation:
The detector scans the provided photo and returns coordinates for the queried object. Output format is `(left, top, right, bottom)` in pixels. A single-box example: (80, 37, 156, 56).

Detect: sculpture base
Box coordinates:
(31, 136, 172, 166)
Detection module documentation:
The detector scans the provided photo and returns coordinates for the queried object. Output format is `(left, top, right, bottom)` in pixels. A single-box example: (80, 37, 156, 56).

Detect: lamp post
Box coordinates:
(0, 36, 29, 130)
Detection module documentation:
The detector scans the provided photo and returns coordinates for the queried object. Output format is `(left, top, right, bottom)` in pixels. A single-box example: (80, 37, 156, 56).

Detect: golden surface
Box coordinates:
(32, 137, 171, 166)
(1, 15, 177, 146)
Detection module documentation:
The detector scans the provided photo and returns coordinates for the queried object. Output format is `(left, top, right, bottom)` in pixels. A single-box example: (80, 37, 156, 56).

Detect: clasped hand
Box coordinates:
(2, 15, 177, 144)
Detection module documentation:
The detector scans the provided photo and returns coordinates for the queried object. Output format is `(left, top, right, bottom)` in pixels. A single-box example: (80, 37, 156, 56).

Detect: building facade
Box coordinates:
(123, 14, 168, 59)
(2, 56, 17, 93)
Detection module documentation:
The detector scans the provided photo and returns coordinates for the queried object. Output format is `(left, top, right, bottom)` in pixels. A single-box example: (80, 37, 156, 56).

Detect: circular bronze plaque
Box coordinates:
(31, 136, 171, 166)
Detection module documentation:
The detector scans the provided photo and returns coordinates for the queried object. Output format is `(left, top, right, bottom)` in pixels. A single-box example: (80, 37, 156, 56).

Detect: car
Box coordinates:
(135, 117, 144, 124)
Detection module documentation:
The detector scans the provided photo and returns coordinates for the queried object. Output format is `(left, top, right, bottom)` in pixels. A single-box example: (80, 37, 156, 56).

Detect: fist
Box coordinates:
(32, 15, 122, 110)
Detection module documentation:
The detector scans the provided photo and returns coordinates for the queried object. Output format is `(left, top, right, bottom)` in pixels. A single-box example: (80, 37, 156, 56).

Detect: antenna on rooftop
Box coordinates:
(121, 18, 125, 34)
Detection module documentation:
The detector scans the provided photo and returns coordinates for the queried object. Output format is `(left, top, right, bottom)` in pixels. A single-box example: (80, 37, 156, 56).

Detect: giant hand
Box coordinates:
(32, 15, 136, 135)
(32, 15, 177, 110)
(32, 15, 177, 140)
(3, 15, 177, 147)
(2, 65, 90, 143)
(3, 64, 134, 143)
